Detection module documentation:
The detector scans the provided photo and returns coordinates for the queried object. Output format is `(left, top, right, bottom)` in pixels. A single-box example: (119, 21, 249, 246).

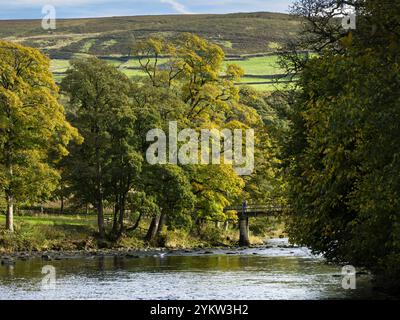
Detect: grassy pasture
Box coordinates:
(50, 54, 290, 91)
(224, 55, 283, 75)
(0, 214, 97, 227)
(242, 82, 295, 92)
(1, 12, 301, 92)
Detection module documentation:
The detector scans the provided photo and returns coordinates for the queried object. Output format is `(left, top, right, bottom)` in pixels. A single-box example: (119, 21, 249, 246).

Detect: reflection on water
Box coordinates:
(0, 239, 387, 300)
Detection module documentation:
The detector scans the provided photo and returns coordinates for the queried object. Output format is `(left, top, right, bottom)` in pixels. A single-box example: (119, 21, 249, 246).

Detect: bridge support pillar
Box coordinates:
(239, 214, 250, 246)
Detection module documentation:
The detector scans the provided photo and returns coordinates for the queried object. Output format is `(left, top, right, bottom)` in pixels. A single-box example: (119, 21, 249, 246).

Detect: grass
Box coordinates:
(0, 12, 301, 56)
(50, 54, 292, 91)
(2, 12, 300, 91)
(120, 68, 147, 77)
(0, 214, 98, 253)
(122, 57, 170, 68)
(239, 81, 296, 92)
(224, 55, 284, 75)
(245, 83, 280, 91)
(0, 213, 285, 253)
(50, 59, 70, 72)
(82, 39, 96, 53)
(240, 77, 278, 83)
(0, 214, 97, 226)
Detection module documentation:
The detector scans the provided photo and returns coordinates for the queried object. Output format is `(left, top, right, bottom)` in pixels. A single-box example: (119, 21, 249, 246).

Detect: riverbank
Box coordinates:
(0, 214, 286, 256)
(1, 237, 297, 263)
(1, 242, 294, 263)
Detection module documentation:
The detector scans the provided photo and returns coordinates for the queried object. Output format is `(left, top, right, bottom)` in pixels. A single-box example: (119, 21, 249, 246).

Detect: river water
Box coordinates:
(0, 238, 388, 300)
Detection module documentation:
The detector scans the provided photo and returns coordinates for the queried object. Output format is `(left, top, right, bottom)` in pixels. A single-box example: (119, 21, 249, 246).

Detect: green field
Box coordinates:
(241, 82, 295, 92)
(224, 55, 283, 75)
(0, 214, 97, 227)
(50, 54, 290, 91)
(1, 12, 300, 92)
(51, 55, 284, 75)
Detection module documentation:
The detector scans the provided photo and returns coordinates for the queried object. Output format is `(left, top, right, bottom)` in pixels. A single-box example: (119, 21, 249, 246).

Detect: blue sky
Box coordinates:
(0, 0, 295, 20)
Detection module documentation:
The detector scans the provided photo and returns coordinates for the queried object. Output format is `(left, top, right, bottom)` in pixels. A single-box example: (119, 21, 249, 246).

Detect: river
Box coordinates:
(0, 238, 388, 300)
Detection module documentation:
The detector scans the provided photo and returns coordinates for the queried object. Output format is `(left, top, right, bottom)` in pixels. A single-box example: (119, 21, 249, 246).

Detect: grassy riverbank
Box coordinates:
(0, 214, 286, 254)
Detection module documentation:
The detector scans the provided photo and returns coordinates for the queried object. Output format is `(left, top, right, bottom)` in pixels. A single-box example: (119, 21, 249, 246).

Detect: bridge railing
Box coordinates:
(223, 205, 286, 213)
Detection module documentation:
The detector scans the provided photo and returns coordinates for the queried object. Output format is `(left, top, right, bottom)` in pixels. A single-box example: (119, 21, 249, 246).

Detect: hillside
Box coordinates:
(0, 12, 301, 58)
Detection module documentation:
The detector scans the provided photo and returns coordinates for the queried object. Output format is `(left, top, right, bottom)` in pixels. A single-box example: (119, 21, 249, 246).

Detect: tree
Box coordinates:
(125, 191, 160, 232)
(0, 41, 81, 232)
(142, 164, 195, 243)
(187, 164, 244, 225)
(134, 33, 245, 127)
(107, 103, 142, 237)
(61, 57, 133, 239)
(283, 0, 400, 290)
(134, 34, 255, 230)
(239, 87, 288, 205)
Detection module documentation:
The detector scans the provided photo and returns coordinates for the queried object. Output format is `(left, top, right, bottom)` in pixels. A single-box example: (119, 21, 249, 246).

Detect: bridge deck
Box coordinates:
(223, 205, 285, 217)
(222, 205, 287, 246)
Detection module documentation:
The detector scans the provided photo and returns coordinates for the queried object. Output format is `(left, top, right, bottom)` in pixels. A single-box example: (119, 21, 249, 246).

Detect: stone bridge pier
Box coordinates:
(224, 205, 284, 247)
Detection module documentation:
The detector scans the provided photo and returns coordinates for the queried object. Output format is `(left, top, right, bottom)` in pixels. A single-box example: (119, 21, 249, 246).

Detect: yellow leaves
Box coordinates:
(134, 37, 165, 56)
(226, 64, 245, 81)
(340, 32, 353, 48)
(0, 40, 82, 195)
(225, 210, 239, 222)
(177, 33, 225, 77)
(135, 34, 244, 128)
(147, 38, 164, 55)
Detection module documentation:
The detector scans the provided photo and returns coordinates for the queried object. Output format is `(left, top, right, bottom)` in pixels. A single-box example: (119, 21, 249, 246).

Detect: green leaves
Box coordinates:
(0, 41, 81, 211)
(61, 57, 140, 204)
(133, 34, 265, 224)
(285, 0, 400, 283)
(142, 164, 195, 229)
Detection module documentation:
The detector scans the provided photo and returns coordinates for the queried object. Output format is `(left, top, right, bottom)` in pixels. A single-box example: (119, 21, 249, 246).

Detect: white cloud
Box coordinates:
(160, 0, 193, 14)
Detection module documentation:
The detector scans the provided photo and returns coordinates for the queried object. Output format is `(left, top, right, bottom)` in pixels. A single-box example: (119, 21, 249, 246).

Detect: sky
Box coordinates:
(0, 0, 295, 20)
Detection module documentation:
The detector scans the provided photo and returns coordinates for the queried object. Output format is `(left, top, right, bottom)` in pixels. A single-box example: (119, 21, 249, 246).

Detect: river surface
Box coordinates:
(0, 238, 388, 300)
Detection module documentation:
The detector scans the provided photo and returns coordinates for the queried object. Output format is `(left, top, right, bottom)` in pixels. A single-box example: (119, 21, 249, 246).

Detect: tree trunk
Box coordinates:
(215, 221, 220, 229)
(60, 195, 64, 215)
(156, 212, 167, 236)
(145, 215, 160, 242)
(223, 220, 229, 231)
(118, 195, 126, 236)
(5, 191, 14, 232)
(128, 212, 142, 232)
(95, 144, 105, 239)
(97, 200, 105, 239)
(112, 198, 119, 235)
(5, 159, 14, 232)
(194, 218, 204, 235)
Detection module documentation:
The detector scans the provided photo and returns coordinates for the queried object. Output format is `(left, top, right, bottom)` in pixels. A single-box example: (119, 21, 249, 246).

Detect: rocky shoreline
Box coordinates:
(0, 244, 286, 265)
(1, 248, 167, 264)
